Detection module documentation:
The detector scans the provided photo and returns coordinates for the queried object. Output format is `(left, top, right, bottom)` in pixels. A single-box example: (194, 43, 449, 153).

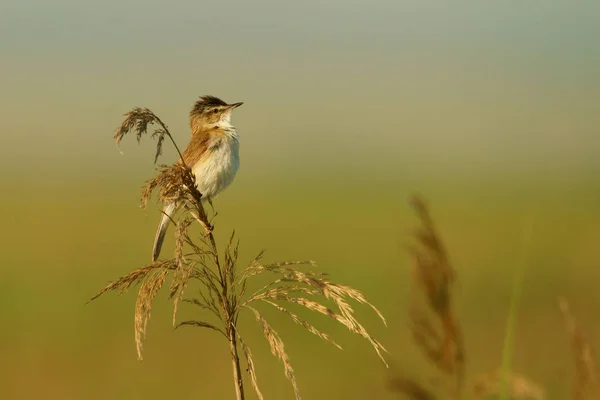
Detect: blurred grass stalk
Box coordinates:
(391, 200, 549, 400)
(558, 296, 600, 399)
(499, 213, 535, 399)
(388, 196, 465, 399)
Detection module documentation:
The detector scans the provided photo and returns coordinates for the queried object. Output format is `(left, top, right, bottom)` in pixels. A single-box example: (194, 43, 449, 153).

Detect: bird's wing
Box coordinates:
(180, 133, 212, 168)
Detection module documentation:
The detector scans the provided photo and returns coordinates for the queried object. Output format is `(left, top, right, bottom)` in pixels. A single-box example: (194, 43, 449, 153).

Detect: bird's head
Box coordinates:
(190, 95, 243, 132)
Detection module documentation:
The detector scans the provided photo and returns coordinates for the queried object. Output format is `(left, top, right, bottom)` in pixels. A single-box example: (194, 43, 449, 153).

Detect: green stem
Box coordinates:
(499, 214, 535, 399)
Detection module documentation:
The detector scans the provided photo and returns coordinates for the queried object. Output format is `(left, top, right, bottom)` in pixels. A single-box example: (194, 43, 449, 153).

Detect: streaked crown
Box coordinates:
(189, 95, 243, 132)
(191, 95, 229, 116)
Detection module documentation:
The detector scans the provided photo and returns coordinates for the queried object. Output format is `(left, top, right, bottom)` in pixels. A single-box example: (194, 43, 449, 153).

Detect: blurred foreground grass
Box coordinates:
(0, 170, 599, 399)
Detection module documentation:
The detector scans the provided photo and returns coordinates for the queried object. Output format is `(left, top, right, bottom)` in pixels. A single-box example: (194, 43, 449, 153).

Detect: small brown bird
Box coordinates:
(152, 95, 243, 261)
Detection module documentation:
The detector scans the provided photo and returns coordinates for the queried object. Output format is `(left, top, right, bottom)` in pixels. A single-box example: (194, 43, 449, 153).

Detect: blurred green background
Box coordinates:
(2, 1, 600, 399)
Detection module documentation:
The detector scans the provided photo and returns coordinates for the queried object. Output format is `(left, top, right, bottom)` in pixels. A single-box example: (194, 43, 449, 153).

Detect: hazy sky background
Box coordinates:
(3, 4, 600, 399)
(2, 1, 599, 180)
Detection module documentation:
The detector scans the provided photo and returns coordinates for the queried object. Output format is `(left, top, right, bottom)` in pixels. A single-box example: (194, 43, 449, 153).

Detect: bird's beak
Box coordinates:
(229, 102, 243, 109)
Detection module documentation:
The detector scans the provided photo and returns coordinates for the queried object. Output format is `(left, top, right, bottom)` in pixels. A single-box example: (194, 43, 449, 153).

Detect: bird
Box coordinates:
(152, 95, 243, 262)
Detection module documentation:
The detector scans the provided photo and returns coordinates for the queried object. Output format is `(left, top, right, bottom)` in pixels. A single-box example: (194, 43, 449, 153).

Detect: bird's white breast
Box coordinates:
(191, 132, 240, 200)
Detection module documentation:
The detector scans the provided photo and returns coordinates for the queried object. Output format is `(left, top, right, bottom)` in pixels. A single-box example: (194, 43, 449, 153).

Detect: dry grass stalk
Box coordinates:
(134, 268, 169, 359)
(239, 336, 264, 400)
(409, 196, 464, 392)
(114, 107, 184, 163)
(88, 260, 178, 302)
(558, 296, 600, 400)
(389, 195, 464, 399)
(91, 105, 388, 400)
(241, 263, 389, 366)
(170, 218, 195, 326)
(472, 370, 545, 400)
(249, 306, 301, 399)
(260, 298, 342, 349)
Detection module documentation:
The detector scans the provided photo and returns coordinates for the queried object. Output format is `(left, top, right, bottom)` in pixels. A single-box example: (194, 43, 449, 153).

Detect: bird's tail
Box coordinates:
(152, 202, 176, 262)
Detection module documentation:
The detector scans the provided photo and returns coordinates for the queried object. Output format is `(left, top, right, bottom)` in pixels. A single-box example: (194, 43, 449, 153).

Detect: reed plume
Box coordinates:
(90, 106, 388, 400)
(559, 296, 600, 400)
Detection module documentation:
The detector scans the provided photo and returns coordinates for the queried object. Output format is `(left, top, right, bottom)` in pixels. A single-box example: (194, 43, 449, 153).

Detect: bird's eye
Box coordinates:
(213, 109, 219, 114)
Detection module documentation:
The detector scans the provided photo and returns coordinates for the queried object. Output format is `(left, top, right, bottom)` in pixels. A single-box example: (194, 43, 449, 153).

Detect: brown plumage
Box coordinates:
(152, 95, 243, 262)
(179, 129, 212, 168)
